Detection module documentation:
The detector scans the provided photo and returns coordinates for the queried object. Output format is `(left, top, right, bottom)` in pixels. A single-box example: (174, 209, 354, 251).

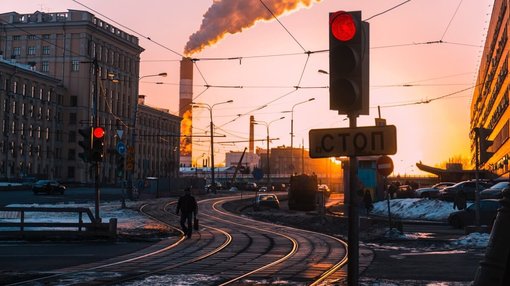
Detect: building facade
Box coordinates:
(471, 0, 510, 178)
(136, 101, 181, 180)
(0, 10, 179, 184)
(0, 58, 63, 180)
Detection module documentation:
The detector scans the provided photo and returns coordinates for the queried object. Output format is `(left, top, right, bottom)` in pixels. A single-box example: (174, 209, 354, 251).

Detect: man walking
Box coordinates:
(176, 187, 198, 238)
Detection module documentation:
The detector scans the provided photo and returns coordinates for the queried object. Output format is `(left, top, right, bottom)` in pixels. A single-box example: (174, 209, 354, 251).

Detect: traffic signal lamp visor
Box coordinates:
(331, 11, 357, 42)
(93, 127, 105, 138)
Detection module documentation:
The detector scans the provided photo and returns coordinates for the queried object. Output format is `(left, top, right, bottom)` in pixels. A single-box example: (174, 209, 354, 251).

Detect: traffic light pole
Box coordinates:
(347, 113, 359, 286)
(93, 58, 101, 223)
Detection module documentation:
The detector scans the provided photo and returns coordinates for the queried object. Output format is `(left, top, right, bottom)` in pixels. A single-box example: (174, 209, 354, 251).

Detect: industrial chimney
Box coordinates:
(179, 58, 193, 167)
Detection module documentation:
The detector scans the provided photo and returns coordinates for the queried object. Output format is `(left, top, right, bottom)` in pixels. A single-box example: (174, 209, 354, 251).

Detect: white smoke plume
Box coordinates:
(184, 0, 320, 55)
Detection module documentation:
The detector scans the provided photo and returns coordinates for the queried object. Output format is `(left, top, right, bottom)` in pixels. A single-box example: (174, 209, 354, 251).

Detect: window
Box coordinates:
(27, 34, 37, 40)
(41, 61, 49, 72)
(12, 35, 21, 40)
(68, 149, 76, 160)
(42, 34, 50, 39)
(67, 166, 75, 179)
(69, 112, 77, 125)
(27, 46, 36, 55)
(68, 131, 76, 143)
(70, 96, 77, 107)
(13, 47, 21, 56)
(42, 46, 50, 55)
(71, 60, 80, 72)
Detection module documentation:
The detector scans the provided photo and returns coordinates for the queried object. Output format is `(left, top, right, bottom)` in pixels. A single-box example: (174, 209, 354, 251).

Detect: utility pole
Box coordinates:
(82, 57, 101, 223)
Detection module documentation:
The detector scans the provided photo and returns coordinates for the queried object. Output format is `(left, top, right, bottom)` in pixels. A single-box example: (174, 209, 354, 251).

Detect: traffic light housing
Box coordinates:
(477, 128, 494, 165)
(78, 127, 92, 162)
(91, 127, 105, 162)
(329, 11, 369, 115)
(116, 154, 125, 177)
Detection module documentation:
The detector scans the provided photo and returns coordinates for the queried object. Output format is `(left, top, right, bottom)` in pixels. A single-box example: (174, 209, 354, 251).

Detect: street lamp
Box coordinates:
(192, 99, 233, 193)
(254, 116, 285, 186)
(139, 72, 168, 80)
(286, 98, 315, 175)
(130, 72, 167, 192)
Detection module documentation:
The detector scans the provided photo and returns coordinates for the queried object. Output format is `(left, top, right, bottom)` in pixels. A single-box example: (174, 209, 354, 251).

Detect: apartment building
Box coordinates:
(471, 0, 510, 177)
(0, 10, 181, 183)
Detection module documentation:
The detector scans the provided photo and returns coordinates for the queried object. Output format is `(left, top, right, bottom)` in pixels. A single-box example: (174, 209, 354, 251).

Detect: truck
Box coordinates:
(288, 174, 318, 211)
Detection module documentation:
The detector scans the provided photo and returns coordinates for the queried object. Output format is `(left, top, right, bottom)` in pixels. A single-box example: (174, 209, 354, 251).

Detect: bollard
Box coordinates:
(473, 188, 510, 286)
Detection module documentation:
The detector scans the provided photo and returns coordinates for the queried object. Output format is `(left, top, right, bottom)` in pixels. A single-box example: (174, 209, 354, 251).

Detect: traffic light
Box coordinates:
(91, 127, 105, 162)
(78, 127, 92, 162)
(329, 10, 369, 115)
(116, 154, 125, 177)
(477, 128, 494, 165)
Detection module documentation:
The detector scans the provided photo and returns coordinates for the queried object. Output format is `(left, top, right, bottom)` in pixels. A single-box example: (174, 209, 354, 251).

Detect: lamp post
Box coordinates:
(285, 98, 315, 175)
(255, 117, 285, 187)
(192, 100, 233, 193)
(129, 72, 167, 195)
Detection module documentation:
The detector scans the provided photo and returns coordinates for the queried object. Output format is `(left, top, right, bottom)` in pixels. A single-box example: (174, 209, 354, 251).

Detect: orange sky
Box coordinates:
(7, 0, 494, 175)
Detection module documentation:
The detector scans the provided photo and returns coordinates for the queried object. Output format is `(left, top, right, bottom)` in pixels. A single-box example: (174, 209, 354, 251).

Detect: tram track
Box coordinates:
(8, 194, 348, 285)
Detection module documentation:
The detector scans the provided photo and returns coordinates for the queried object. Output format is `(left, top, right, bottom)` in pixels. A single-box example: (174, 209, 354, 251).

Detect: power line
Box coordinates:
(259, 0, 307, 53)
(72, 0, 184, 59)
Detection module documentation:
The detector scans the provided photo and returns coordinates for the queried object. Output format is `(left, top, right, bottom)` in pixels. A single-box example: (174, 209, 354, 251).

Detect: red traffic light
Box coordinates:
(330, 11, 357, 42)
(93, 127, 105, 139)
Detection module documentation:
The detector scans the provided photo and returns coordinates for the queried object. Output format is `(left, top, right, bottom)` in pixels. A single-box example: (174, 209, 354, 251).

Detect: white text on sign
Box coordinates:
(309, 125, 397, 158)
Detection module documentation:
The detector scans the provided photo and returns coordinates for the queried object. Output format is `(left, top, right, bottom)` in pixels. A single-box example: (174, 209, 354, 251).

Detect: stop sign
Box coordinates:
(377, 155, 394, 177)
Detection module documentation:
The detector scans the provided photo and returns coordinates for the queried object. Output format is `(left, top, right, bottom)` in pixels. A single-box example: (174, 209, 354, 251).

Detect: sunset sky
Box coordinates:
(5, 0, 494, 175)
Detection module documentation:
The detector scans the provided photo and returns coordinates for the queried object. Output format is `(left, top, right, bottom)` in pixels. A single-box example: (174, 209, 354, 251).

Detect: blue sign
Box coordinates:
(252, 168, 264, 180)
(117, 141, 126, 155)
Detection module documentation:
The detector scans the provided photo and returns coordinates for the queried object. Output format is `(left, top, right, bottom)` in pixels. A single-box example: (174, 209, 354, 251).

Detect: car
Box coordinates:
(439, 180, 492, 201)
(258, 186, 268, 192)
(395, 185, 414, 198)
(318, 184, 331, 197)
(253, 193, 280, 211)
(205, 182, 223, 192)
(245, 182, 258, 190)
(480, 181, 510, 199)
(32, 180, 66, 195)
(414, 182, 456, 198)
(447, 199, 500, 228)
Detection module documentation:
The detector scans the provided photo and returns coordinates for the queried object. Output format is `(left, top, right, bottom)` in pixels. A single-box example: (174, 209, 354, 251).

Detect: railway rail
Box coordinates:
(8, 194, 348, 285)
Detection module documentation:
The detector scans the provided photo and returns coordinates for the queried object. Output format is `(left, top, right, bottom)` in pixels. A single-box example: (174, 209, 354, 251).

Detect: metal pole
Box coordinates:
(290, 115, 294, 174)
(267, 125, 270, 186)
(210, 107, 216, 194)
(347, 113, 359, 286)
(475, 128, 481, 227)
(93, 58, 101, 223)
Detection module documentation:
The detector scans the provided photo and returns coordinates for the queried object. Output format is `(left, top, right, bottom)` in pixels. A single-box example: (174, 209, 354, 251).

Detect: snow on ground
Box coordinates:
(0, 201, 170, 233)
(371, 198, 461, 221)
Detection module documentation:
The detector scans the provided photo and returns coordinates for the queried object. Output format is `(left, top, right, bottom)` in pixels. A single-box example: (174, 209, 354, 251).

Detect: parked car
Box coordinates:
(395, 185, 414, 198)
(480, 181, 510, 199)
(258, 186, 268, 192)
(414, 182, 456, 198)
(245, 182, 258, 190)
(318, 184, 331, 197)
(205, 182, 223, 192)
(439, 180, 492, 201)
(32, 180, 66, 195)
(253, 194, 280, 211)
(447, 199, 500, 228)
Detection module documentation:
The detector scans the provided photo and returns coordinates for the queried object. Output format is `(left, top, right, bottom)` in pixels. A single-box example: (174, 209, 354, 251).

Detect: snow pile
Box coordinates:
(372, 198, 459, 221)
(451, 232, 490, 249)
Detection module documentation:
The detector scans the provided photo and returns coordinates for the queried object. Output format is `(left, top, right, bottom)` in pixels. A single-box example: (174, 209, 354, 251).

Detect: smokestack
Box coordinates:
(179, 58, 194, 167)
(249, 116, 254, 153)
